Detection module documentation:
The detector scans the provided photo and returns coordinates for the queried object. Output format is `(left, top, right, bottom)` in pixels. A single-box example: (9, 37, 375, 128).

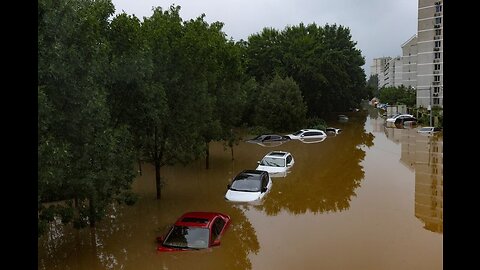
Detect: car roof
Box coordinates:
(235, 169, 267, 180)
(174, 212, 225, 228)
(265, 151, 290, 158)
(300, 129, 323, 132)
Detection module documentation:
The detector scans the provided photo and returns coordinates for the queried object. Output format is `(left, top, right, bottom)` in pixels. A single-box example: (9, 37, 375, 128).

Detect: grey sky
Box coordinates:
(111, 0, 418, 77)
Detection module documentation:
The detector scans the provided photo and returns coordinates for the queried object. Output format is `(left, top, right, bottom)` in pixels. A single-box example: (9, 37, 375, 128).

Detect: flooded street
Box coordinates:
(38, 109, 443, 270)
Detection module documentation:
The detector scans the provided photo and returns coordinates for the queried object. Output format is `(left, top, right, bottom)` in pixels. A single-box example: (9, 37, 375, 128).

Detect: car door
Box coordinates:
(211, 217, 226, 246)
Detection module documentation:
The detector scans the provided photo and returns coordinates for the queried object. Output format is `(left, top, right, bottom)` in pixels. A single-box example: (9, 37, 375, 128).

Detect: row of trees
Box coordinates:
(377, 85, 416, 107)
(38, 0, 369, 233)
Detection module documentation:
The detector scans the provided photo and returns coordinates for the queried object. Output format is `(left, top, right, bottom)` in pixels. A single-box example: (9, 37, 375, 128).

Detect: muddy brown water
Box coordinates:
(38, 110, 443, 270)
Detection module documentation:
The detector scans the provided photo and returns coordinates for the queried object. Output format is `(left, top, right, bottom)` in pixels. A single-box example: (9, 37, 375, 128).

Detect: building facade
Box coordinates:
(401, 34, 418, 89)
(370, 57, 391, 89)
(416, 0, 443, 108)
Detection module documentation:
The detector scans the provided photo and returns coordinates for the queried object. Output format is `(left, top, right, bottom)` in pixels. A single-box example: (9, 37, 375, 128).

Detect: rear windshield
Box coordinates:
(260, 157, 285, 167)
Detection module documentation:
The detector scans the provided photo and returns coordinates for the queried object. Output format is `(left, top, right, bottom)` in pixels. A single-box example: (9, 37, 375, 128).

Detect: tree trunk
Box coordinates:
(137, 159, 142, 176)
(205, 141, 210, 170)
(89, 196, 96, 228)
(155, 159, 161, 199)
(231, 145, 234, 161)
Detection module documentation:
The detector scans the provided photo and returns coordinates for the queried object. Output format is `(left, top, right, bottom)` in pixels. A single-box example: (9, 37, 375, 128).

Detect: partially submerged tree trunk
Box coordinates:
(89, 196, 96, 228)
(137, 159, 142, 176)
(155, 159, 161, 199)
(154, 126, 162, 199)
(205, 141, 210, 170)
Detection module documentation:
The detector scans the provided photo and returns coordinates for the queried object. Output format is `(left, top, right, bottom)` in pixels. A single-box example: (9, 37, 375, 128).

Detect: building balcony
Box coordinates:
(433, 70, 440, 74)
(434, 24, 441, 28)
(434, 36, 442, 40)
(434, 12, 441, 17)
(433, 81, 440, 85)
(434, 47, 440, 51)
(433, 59, 440, 63)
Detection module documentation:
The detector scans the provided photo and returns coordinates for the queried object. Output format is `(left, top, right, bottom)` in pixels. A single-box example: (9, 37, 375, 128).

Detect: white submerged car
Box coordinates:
(225, 170, 272, 202)
(256, 151, 294, 177)
(386, 113, 414, 123)
(286, 129, 327, 140)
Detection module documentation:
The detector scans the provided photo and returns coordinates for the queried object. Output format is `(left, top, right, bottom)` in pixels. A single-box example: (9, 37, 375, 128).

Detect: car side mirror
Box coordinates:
(227, 184, 231, 189)
(212, 239, 221, 246)
(261, 187, 267, 193)
(156, 236, 164, 243)
(257, 161, 260, 164)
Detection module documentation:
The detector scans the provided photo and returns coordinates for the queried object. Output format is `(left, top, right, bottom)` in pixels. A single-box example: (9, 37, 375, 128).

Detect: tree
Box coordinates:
(141, 6, 212, 198)
(38, 0, 137, 231)
(253, 75, 307, 132)
(245, 23, 366, 118)
(378, 85, 416, 107)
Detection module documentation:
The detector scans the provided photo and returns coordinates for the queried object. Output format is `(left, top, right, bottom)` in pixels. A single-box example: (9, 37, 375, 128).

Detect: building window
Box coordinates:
(435, 17, 442, 24)
(436, 5, 442, 12)
(434, 75, 440, 82)
(433, 98, 440, 105)
(434, 86, 440, 93)
(435, 41, 441, 47)
(434, 52, 441, 59)
(434, 64, 440, 70)
(435, 29, 441, 36)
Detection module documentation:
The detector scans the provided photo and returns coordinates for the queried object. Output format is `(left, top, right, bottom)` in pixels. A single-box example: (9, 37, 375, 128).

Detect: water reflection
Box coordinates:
(254, 112, 374, 215)
(382, 123, 443, 234)
(39, 155, 261, 270)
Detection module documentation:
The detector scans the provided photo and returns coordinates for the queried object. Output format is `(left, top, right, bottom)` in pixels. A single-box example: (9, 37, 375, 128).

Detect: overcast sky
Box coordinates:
(110, 0, 418, 77)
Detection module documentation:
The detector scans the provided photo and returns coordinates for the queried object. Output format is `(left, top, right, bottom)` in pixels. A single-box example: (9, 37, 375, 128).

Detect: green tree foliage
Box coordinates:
(245, 23, 366, 117)
(378, 85, 416, 107)
(38, 0, 136, 231)
(253, 75, 307, 131)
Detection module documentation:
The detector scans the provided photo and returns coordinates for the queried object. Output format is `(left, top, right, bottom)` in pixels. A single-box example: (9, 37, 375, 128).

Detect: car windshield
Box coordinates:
(292, 130, 304, 136)
(251, 135, 264, 141)
(163, 226, 210, 249)
(260, 157, 285, 167)
(230, 178, 262, 192)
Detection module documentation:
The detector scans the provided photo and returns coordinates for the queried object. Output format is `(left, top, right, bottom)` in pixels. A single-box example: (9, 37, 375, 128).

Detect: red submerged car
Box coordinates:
(156, 212, 231, 252)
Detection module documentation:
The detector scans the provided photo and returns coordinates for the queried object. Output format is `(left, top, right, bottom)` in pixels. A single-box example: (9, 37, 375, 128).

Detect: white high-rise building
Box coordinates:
(370, 57, 391, 89)
(416, 0, 443, 108)
(401, 35, 417, 89)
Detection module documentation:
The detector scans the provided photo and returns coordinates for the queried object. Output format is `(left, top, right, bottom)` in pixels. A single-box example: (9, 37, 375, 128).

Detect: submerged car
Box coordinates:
(225, 170, 272, 202)
(338, 115, 349, 122)
(418, 126, 441, 134)
(386, 113, 414, 123)
(325, 127, 342, 135)
(156, 212, 231, 252)
(286, 129, 327, 140)
(245, 134, 291, 147)
(256, 151, 294, 176)
(395, 115, 417, 124)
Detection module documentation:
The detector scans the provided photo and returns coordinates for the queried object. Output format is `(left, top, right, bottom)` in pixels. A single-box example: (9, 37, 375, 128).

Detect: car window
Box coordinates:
(271, 135, 281, 140)
(286, 155, 292, 164)
(292, 130, 304, 136)
(262, 174, 267, 189)
(212, 218, 226, 240)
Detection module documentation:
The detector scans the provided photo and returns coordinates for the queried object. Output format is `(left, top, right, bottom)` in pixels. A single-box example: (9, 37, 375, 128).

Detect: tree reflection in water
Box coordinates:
(254, 112, 375, 216)
(38, 162, 260, 270)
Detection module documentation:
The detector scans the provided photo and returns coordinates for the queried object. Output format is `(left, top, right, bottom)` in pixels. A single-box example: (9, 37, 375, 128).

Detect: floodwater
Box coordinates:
(38, 107, 443, 270)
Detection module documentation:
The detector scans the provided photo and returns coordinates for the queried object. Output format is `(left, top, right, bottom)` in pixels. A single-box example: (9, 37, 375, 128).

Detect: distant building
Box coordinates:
(370, 57, 391, 89)
(416, 0, 443, 108)
(379, 56, 403, 88)
(401, 35, 418, 89)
